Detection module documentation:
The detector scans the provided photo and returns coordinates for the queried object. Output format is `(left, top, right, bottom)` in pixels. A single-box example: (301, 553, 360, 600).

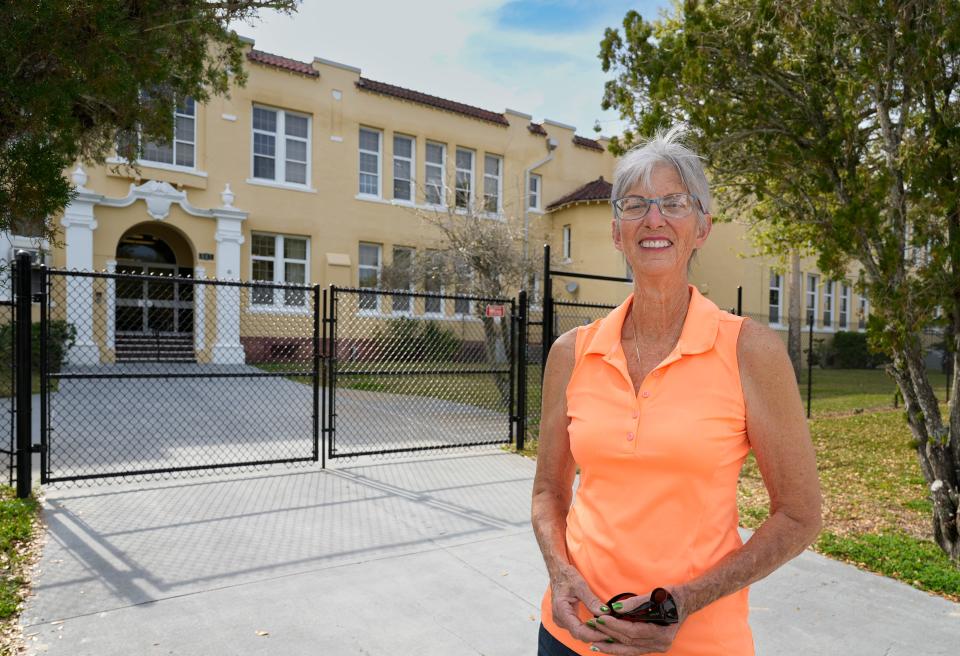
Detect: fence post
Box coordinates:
(516, 290, 528, 453)
(736, 286, 742, 316)
(14, 252, 33, 499)
(313, 284, 321, 465)
(806, 314, 814, 419)
(541, 244, 553, 378)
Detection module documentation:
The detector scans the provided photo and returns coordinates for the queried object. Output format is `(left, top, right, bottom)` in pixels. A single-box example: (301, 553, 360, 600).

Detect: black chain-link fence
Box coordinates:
(327, 287, 516, 459)
(41, 268, 320, 483)
(0, 289, 15, 487)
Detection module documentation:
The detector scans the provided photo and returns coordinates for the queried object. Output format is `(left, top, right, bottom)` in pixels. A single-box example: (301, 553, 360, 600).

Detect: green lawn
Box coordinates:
(738, 368, 958, 600)
(0, 486, 39, 623)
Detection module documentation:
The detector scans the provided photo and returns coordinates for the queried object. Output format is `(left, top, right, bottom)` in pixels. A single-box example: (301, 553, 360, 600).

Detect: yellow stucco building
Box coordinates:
(1, 38, 869, 365)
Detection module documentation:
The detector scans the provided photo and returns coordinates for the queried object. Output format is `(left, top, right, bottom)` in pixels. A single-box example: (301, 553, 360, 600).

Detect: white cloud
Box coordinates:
(235, 0, 663, 136)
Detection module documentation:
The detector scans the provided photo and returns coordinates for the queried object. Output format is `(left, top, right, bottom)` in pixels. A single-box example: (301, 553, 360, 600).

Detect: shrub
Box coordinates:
(824, 331, 889, 369)
(375, 317, 461, 362)
(0, 320, 77, 374)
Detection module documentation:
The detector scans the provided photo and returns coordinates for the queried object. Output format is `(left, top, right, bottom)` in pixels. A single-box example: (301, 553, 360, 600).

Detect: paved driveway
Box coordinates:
(44, 363, 509, 480)
(17, 450, 960, 656)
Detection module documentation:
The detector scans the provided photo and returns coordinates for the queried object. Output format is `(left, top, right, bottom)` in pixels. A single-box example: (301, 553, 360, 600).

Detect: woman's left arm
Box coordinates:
(672, 318, 823, 617)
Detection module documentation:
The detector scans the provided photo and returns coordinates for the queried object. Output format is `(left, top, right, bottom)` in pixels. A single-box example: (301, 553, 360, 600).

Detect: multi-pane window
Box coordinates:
(769, 271, 783, 325)
(122, 97, 196, 168)
(562, 225, 572, 260)
(252, 106, 310, 185)
(423, 250, 444, 315)
(393, 135, 415, 202)
(358, 128, 381, 196)
(454, 262, 472, 316)
(859, 296, 869, 330)
(840, 284, 850, 329)
(529, 174, 542, 210)
(391, 246, 414, 314)
(483, 154, 502, 213)
(455, 148, 474, 209)
(250, 233, 309, 307)
(358, 243, 382, 311)
(425, 141, 446, 205)
(806, 274, 819, 326)
(823, 280, 834, 328)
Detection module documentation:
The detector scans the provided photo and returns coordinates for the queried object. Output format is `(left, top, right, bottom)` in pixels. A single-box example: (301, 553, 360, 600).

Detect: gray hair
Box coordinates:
(611, 125, 711, 233)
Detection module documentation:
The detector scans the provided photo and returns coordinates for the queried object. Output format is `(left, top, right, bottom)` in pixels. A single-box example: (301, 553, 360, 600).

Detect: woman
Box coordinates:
(531, 127, 822, 655)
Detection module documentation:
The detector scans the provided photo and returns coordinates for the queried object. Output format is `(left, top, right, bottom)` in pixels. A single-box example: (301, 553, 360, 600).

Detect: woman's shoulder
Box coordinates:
(735, 317, 790, 369)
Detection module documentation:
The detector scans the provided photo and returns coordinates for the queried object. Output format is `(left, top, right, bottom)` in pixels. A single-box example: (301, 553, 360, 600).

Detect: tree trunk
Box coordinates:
(787, 250, 803, 380)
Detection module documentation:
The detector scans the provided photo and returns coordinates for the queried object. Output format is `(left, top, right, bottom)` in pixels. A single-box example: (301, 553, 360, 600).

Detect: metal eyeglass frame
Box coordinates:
(611, 193, 704, 221)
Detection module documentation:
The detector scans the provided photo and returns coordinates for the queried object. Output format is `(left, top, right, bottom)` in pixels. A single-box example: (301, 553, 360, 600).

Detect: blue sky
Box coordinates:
(236, 0, 670, 137)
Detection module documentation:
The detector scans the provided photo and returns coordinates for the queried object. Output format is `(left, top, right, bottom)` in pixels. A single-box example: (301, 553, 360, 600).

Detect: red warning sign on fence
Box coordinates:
(485, 304, 505, 318)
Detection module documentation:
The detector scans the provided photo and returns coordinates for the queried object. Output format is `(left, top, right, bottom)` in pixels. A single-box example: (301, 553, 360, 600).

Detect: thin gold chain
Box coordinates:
(630, 299, 642, 372)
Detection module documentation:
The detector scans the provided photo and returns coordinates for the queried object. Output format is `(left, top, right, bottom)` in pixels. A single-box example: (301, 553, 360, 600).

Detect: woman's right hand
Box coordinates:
(549, 564, 610, 643)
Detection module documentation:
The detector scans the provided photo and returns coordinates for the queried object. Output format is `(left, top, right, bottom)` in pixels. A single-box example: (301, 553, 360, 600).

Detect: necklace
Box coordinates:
(629, 300, 642, 371)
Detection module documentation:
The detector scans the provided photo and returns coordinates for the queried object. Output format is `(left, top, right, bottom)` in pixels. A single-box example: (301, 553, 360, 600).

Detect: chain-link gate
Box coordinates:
(0, 276, 16, 487)
(325, 286, 518, 459)
(40, 268, 321, 483)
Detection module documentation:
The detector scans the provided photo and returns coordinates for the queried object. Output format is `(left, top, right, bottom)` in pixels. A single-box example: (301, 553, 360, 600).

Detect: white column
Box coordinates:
(194, 265, 206, 353)
(105, 260, 116, 352)
(210, 210, 246, 364)
(60, 169, 103, 365)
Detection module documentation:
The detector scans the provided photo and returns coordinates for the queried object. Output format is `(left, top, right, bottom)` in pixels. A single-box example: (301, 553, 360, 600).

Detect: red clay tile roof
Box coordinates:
(247, 49, 319, 78)
(528, 122, 548, 136)
(573, 135, 605, 151)
(356, 78, 509, 127)
(546, 176, 612, 211)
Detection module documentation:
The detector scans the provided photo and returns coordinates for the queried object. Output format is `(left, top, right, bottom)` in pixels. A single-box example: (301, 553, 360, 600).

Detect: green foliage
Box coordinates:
(1, 0, 299, 238)
(0, 486, 39, 619)
(817, 531, 960, 598)
(821, 331, 889, 369)
(375, 317, 461, 362)
(0, 320, 76, 374)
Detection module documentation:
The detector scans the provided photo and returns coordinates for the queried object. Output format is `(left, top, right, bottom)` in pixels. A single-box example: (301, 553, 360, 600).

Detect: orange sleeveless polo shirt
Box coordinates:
(540, 286, 755, 655)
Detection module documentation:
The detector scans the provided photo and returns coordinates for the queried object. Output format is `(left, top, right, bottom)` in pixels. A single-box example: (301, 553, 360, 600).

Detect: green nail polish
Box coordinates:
(596, 617, 605, 625)
(612, 602, 623, 611)
(590, 648, 600, 653)
(605, 638, 615, 643)
(586, 620, 597, 628)
(599, 604, 609, 613)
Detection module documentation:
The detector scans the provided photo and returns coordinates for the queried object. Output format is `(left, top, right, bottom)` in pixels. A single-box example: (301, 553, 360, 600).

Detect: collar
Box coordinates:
(582, 284, 721, 362)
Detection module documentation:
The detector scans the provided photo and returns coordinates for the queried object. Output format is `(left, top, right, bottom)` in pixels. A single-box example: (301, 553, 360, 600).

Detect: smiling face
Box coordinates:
(612, 164, 712, 282)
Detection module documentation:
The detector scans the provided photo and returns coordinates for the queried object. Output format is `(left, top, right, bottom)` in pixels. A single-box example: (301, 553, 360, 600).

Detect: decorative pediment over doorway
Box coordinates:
(99, 178, 223, 221)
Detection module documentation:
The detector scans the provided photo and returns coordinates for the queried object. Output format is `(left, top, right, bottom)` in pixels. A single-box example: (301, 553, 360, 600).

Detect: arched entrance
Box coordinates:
(115, 225, 194, 336)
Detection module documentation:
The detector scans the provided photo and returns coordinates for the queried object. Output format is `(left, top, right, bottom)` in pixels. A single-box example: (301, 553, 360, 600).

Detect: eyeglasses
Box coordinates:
(601, 588, 679, 626)
(612, 193, 702, 221)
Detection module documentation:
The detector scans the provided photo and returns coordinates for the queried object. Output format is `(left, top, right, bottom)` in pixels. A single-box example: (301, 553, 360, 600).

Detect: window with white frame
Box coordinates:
(858, 296, 868, 330)
(823, 280, 834, 328)
(120, 97, 196, 168)
(358, 128, 382, 196)
(425, 141, 446, 206)
(840, 284, 850, 329)
(252, 105, 310, 185)
(455, 148, 474, 209)
(358, 242, 382, 311)
(250, 233, 309, 307)
(391, 246, 415, 314)
(562, 225, 572, 260)
(423, 250, 444, 315)
(393, 135, 415, 202)
(454, 262, 473, 316)
(769, 271, 783, 325)
(806, 274, 819, 326)
(483, 154, 502, 213)
(529, 174, 542, 210)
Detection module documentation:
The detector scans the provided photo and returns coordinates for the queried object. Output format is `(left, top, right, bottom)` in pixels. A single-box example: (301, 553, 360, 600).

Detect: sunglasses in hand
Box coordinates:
(602, 587, 679, 626)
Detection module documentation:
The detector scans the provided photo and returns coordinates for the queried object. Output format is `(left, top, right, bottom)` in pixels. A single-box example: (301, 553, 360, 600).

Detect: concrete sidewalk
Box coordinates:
(18, 450, 960, 655)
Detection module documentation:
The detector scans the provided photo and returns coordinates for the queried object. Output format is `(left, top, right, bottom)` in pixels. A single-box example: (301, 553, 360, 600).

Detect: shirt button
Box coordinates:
(627, 432, 635, 441)
(641, 391, 651, 398)
(631, 410, 639, 419)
